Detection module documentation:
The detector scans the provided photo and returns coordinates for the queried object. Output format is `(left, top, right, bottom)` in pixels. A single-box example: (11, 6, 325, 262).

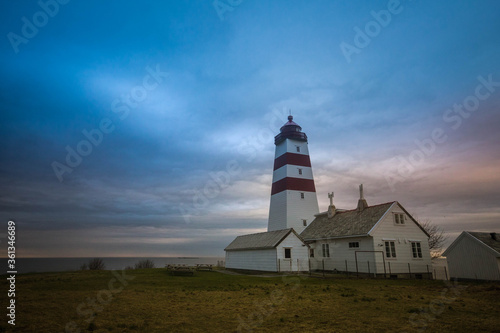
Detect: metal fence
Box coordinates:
(275, 258, 449, 280)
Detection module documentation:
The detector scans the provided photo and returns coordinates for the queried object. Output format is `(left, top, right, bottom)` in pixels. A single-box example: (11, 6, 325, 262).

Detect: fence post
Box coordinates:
(297, 259, 299, 273)
(433, 268, 436, 280)
(383, 255, 387, 278)
(444, 266, 448, 280)
(308, 258, 311, 275)
(290, 259, 292, 272)
(322, 259, 325, 278)
(408, 263, 412, 279)
(388, 261, 391, 276)
(368, 261, 370, 275)
(426, 264, 430, 279)
(278, 259, 280, 272)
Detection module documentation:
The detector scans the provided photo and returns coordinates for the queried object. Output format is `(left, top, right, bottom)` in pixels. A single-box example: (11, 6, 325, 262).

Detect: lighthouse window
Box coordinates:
(298, 168, 303, 175)
(284, 248, 291, 259)
(296, 146, 300, 152)
(300, 192, 305, 199)
(302, 219, 307, 226)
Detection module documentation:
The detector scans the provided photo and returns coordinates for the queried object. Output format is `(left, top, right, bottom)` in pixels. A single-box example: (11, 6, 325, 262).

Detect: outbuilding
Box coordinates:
(443, 231, 500, 281)
(224, 228, 309, 272)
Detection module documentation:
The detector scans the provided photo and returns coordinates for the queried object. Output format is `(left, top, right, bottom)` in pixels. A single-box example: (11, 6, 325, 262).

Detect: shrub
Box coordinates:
(88, 258, 105, 270)
(134, 259, 155, 269)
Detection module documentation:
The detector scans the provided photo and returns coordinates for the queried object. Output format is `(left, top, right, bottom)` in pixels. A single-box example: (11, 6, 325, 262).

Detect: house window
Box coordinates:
(394, 213, 405, 224)
(298, 168, 303, 175)
(322, 244, 330, 257)
(309, 249, 314, 258)
(284, 248, 291, 259)
(300, 192, 305, 199)
(296, 146, 300, 152)
(302, 219, 307, 226)
(385, 241, 396, 258)
(411, 242, 422, 258)
(348, 242, 359, 248)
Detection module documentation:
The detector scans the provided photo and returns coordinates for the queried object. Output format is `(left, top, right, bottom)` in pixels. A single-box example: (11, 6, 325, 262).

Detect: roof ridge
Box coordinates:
(236, 228, 291, 238)
(333, 201, 396, 214)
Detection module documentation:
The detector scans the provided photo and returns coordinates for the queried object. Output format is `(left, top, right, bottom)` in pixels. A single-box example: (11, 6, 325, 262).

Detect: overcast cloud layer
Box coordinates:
(1, 0, 499, 257)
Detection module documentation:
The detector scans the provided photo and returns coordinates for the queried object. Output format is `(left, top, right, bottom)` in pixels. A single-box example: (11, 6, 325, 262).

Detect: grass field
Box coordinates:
(1, 268, 499, 332)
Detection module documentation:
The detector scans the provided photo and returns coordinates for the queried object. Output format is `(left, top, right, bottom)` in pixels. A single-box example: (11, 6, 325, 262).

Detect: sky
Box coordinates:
(1, 0, 499, 257)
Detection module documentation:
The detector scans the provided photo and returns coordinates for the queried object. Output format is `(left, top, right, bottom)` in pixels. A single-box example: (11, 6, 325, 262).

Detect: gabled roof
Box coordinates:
(225, 228, 303, 251)
(468, 232, 500, 254)
(300, 202, 395, 241)
(443, 231, 500, 257)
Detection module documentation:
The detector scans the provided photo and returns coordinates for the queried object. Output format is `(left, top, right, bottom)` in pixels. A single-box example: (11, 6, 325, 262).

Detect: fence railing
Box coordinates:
(275, 258, 449, 280)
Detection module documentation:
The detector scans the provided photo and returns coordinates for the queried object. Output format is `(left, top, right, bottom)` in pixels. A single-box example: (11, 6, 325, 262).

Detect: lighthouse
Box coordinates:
(268, 115, 319, 233)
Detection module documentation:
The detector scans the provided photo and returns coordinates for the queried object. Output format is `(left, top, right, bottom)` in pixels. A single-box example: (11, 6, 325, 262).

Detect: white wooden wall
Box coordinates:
(370, 203, 432, 274)
(310, 237, 375, 272)
(225, 249, 277, 272)
(446, 234, 500, 281)
(276, 232, 310, 272)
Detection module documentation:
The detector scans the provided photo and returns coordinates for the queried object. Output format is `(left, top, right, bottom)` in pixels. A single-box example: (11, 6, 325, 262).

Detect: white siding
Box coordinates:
(268, 190, 319, 233)
(268, 191, 287, 231)
(446, 234, 500, 281)
(224, 233, 309, 272)
(370, 203, 432, 274)
(225, 249, 277, 272)
(276, 232, 310, 272)
(310, 237, 376, 273)
(272, 165, 314, 182)
(275, 139, 310, 158)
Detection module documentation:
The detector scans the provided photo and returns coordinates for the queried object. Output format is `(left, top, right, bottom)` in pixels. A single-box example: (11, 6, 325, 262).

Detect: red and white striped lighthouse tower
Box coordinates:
(268, 115, 319, 233)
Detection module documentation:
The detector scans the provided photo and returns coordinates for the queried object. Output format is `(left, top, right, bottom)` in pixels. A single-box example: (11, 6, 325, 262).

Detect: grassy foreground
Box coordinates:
(1, 269, 499, 333)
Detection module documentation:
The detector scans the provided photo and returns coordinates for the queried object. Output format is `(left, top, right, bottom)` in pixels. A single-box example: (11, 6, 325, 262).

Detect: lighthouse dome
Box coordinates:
(275, 115, 308, 144)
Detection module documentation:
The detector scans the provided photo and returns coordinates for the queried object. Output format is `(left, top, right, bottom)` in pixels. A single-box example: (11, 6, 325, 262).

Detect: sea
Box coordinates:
(1, 257, 225, 274)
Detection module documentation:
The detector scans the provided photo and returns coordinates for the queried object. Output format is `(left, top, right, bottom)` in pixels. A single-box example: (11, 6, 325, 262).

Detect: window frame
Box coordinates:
(296, 146, 301, 152)
(322, 243, 330, 258)
(348, 242, 360, 249)
(394, 213, 405, 225)
(300, 192, 305, 199)
(298, 168, 303, 175)
(411, 242, 423, 259)
(385, 241, 397, 258)
(302, 219, 307, 226)
(284, 248, 291, 259)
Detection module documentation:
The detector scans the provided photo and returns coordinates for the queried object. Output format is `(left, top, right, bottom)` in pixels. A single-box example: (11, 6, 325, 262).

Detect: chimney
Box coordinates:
(357, 184, 368, 212)
(327, 192, 336, 218)
(491, 232, 497, 241)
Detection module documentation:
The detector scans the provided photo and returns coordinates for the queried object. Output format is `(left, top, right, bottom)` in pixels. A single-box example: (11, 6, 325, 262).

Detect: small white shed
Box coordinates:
(224, 228, 309, 272)
(443, 231, 500, 281)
